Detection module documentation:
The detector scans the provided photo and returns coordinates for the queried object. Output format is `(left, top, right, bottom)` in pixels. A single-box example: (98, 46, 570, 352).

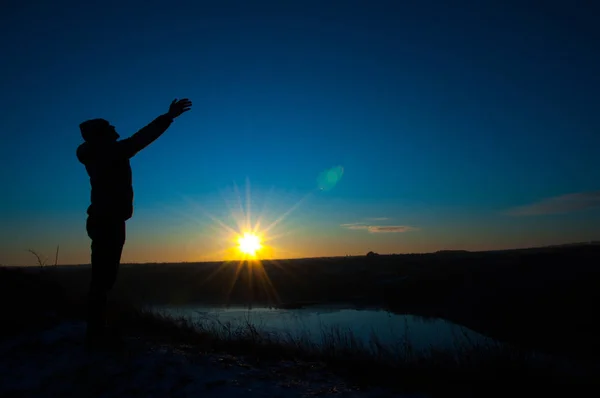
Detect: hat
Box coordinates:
(79, 118, 110, 142)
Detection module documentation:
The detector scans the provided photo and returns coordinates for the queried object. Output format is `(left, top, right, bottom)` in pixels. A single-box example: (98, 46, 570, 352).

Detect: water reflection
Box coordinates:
(153, 305, 495, 352)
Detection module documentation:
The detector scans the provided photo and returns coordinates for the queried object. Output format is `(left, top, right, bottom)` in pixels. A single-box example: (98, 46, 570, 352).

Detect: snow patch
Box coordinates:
(0, 321, 423, 397)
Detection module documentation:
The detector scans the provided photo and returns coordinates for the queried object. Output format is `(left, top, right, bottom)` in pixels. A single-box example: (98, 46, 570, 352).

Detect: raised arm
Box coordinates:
(118, 98, 192, 158)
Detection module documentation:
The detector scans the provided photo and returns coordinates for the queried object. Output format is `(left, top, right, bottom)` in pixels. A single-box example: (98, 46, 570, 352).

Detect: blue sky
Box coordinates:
(1, 0, 599, 265)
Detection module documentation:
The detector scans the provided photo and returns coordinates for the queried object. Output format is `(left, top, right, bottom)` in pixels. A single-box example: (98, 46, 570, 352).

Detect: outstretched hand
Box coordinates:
(167, 98, 192, 119)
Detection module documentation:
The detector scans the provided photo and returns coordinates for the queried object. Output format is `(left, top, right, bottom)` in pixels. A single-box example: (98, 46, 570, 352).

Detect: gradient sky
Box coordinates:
(1, 0, 599, 265)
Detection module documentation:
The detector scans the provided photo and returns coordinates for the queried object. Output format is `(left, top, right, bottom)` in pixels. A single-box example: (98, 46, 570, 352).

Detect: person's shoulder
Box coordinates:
(78, 141, 128, 163)
(76, 142, 91, 164)
(76, 142, 108, 163)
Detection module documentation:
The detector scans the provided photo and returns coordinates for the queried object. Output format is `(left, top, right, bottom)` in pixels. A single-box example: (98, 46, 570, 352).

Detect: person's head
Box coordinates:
(79, 118, 120, 143)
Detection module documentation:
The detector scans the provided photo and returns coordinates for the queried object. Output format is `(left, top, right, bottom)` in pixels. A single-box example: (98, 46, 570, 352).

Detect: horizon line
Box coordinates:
(5, 240, 599, 268)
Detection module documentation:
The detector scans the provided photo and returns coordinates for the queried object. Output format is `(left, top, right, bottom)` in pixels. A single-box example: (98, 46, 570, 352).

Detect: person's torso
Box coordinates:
(79, 142, 134, 220)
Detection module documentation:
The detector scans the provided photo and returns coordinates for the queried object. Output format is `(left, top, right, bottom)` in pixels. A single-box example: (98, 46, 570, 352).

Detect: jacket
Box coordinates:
(76, 114, 173, 220)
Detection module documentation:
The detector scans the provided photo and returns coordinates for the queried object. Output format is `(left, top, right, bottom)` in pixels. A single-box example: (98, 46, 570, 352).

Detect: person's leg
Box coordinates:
(104, 220, 125, 293)
(85, 217, 126, 346)
(103, 222, 125, 330)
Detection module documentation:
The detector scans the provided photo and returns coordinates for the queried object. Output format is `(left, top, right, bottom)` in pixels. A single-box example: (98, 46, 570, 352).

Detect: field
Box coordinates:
(16, 243, 600, 358)
(2, 243, 599, 395)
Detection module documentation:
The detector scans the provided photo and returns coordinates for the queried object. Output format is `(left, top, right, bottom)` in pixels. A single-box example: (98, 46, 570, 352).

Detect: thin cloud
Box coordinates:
(506, 191, 600, 216)
(341, 224, 417, 233)
(366, 217, 389, 221)
(367, 225, 416, 233)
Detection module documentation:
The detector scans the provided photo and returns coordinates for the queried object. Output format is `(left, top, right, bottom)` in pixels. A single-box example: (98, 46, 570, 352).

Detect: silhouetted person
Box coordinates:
(77, 98, 192, 349)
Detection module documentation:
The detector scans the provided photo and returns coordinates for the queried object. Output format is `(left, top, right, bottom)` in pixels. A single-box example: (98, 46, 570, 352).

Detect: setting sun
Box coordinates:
(237, 233, 262, 256)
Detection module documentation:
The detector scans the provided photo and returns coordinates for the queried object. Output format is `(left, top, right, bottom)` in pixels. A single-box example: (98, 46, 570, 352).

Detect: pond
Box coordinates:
(151, 304, 496, 352)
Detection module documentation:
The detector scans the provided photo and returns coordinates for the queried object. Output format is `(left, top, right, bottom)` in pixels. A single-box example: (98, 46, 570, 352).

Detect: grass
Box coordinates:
(2, 265, 597, 396)
(111, 305, 597, 395)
